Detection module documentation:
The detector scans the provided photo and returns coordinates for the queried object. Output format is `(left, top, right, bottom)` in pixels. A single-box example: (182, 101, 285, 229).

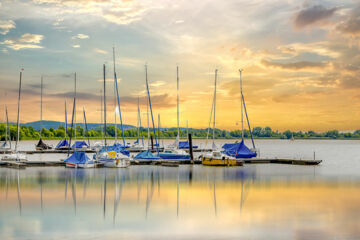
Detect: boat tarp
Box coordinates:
(36, 138, 52, 149)
(159, 153, 191, 160)
(222, 140, 257, 158)
(72, 141, 89, 149)
(56, 139, 69, 148)
(178, 141, 198, 149)
(64, 152, 90, 164)
(99, 143, 130, 156)
(134, 150, 160, 160)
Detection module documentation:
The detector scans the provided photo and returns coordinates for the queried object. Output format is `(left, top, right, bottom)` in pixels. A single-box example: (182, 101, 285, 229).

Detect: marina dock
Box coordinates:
(0, 157, 322, 169)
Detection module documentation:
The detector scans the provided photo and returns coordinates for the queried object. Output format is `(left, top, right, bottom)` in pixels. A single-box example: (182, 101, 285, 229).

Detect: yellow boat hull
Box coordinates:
(201, 157, 240, 166)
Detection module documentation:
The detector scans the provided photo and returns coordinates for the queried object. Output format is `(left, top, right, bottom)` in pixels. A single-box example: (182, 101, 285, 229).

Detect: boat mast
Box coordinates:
(40, 75, 43, 139)
(158, 114, 160, 148)
(239, 69, 244, 141)
(74, 73, 77, 140)
(212, 69, 218, 148)
(113, 47, 117, 143)
(100, 90, 103, 145)
(145, 64, 159, 153)
(15, 71, 22, 153)
(146, 85, 150, 149)
(65, 100, 67, 141)
(176, 65, 180, 148)
(137, 96, 140, 144)
(138, 96, 144, 146)
(103, 64, 107, 151)
(5, 105, 10, 148)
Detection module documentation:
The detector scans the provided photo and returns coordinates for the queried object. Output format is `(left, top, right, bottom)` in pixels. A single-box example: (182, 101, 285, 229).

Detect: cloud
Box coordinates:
(32, 0, 151, 25)
(94, 48, 108, 54)
(294, 5, 339, 29)
(0, 33, 44, 50)
(150, 81, 166, 87)
(336, 6, 360, 36)
(72, 33, 89, 39)
(0, 20, 15, 35)
(72, 44, 80, 48)
(18, 33, 43, 43)
(261, 59, 330, 70)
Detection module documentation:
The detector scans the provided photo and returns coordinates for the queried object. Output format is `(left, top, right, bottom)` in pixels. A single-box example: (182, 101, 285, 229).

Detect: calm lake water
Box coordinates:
(1, 139, 359, 239)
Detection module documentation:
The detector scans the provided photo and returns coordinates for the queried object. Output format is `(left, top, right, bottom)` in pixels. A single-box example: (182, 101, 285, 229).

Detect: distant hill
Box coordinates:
(19, 120, 136, 131)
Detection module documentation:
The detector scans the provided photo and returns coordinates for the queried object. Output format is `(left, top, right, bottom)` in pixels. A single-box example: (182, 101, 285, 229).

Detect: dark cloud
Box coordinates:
(294, 5, 339, 29)
(339, 75, 360, 89)
(261, 59, 329, 70)
(336, 6, 360, 35)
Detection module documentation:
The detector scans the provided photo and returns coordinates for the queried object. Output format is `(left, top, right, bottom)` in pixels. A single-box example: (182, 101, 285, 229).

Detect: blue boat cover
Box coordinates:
(64, 152, 91, 164)
(56, 139, 69, 148)
(222, 140, 257, 158)
(178, 141, 199, 149)
(134, 150, 160, 160)
(159, 153, 190, 160)
(72, 141, 89, 149)
(99, 143, 130, 156)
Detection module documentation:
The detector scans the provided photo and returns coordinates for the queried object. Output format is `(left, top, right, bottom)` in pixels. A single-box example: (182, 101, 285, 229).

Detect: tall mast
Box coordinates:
(145, 64, 159, 153)
(40, 75, 43, 138)
(4, 105, 7, 143)
(157, 114, 160, 148)
(137, 96, 140, 143)
(212, 69, 218, 147)
(176, 65, 180, 147)
(64, 100, 67, 140)
(15, 71, 22, 153)
(186, 120, 188, 137)
(74, 72, 77, 140)
(103, 64, 107, 151)
(239, 69, 244, 141)
(113, 47, 117, 143)
(5, 105, 10, 148)
(100, 90, 103, 145)
(138, 96, 144, 146)
(146, 86, 150, 148)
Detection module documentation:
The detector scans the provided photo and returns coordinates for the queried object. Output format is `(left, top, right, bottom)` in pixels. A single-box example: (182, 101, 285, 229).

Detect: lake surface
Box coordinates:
(1, 139, 359, 239)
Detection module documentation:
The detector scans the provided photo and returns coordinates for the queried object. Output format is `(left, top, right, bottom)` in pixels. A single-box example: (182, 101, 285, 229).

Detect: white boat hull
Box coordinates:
(65, 162, 95, 168)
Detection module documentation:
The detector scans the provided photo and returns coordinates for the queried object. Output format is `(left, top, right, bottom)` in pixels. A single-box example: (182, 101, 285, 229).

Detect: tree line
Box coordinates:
(1, 123, 360, 140)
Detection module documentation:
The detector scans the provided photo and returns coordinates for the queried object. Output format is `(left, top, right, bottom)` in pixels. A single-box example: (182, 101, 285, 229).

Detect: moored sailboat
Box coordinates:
(2, 70, 27, 162)
(159, 66, 190, 161)
(221, 69, 257, 159)
(35, 76, 53, 150)
(201, 69, 237, 166)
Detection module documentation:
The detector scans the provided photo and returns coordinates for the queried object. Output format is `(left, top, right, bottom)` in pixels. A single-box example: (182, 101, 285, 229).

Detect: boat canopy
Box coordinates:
(222, 140, 256, 158)
(178, 141, 198, 149)
(99, 143, 130, 156)
(64, 152, 90, 164)
(134, 150, 160, 160)
(36, 138, 52, 149)
(56, 139, 69, 148)
(72, 141, 89, 149)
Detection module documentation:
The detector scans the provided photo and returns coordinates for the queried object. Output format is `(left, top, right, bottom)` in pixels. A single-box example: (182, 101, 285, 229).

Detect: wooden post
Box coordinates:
(150, 135, 154, 150)
(188, 133, 194, 162)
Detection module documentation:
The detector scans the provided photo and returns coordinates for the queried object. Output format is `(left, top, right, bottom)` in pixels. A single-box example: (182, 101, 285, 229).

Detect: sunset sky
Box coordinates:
(0, 0, 359, 131)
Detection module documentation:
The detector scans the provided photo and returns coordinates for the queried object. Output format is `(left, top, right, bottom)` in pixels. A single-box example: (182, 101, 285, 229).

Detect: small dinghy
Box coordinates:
(134, 150, 160, 164)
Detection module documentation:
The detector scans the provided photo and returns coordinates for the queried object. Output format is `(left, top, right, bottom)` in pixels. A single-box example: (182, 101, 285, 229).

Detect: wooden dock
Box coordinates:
(0, 157, 322, 169)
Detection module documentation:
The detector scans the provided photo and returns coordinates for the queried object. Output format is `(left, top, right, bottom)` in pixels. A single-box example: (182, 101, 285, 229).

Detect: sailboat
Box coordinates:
(2, 70, 27, 162)
(159, 66, 190, 161)
(94, 64, 130, 168)
(71, 73, 89, 151)
(64, 98, 94, 168)
(201, 69, 237, 166)
(35, 76, 52, 150)
(56, 100, 70, 150)
(178, 120, 198, 149)
(221, 69, 257, 159)
(0, 105, 11, 151)
(129, 97, 145, 151)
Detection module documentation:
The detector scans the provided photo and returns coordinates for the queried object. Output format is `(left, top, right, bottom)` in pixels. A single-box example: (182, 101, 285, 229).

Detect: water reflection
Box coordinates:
(0, 166, 359, 240)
